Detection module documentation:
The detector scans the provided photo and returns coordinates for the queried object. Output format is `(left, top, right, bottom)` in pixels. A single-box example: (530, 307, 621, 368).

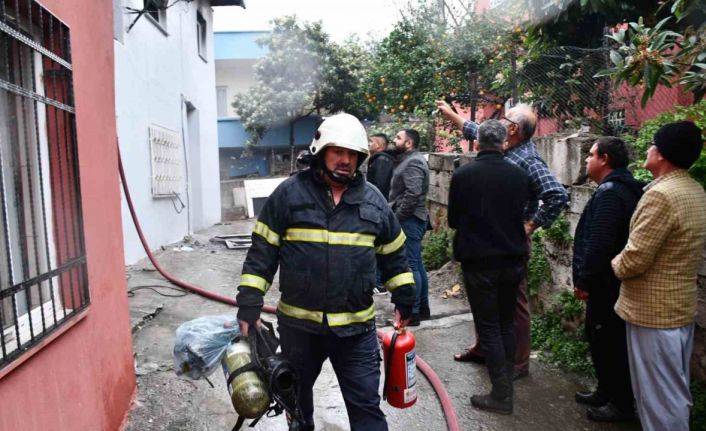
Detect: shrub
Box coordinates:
(531, 291, 593, 377)
(421, 228, 453, 270)
(527, 231, 552, 297)
(543, 211, 573, 246)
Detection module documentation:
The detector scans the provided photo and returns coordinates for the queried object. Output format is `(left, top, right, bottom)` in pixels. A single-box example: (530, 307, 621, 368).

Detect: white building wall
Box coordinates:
(215, 58, 257, 117)
(115, 0, 221, 264)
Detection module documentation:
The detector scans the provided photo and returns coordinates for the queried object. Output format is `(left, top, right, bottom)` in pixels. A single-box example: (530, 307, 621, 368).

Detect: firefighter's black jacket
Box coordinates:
(236, 167, 416, 337)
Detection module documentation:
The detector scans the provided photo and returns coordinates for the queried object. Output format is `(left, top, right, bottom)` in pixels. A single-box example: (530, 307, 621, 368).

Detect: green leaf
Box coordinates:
(610, 50, 624, 67)
(616, 28, 626, 43)
(647, 63, 661, 91)
(640, 88, 651, 107)
(593, 68, 617, 78)
(605, 32, 625, 44)
(653, 16, 672, 32)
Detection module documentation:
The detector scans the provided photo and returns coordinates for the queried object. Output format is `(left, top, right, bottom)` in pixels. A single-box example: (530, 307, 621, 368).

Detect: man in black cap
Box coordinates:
(611, 121, 706, 431)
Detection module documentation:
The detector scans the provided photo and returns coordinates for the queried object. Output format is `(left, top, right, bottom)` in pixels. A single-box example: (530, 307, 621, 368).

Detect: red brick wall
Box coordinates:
(0, 1, 136, 430)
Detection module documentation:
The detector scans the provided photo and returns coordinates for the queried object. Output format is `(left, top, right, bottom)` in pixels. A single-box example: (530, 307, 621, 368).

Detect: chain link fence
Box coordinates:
(517, 46, 693, 137)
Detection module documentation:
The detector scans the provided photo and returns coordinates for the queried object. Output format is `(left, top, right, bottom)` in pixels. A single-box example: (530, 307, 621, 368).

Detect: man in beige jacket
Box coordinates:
(612, 121, 706, 431)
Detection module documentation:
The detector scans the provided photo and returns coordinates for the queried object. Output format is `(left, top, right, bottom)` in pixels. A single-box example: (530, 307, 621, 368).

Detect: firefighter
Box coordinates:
(236, 113, 416, 431)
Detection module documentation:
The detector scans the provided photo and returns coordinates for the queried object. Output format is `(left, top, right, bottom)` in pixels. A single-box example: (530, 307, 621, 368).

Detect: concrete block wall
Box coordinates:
(427, 152, 474, 229)
(427, 133, 706, 381)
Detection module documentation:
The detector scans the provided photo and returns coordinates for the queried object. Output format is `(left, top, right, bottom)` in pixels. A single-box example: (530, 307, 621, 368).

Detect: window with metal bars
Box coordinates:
(0, 0, 89, 371)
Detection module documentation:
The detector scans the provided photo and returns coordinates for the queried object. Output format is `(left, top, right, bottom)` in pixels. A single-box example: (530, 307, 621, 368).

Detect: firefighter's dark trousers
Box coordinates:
(279, 324, 388, 431)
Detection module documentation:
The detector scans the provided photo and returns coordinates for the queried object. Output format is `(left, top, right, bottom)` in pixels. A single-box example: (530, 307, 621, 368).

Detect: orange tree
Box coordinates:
(359, 3, 522, 150)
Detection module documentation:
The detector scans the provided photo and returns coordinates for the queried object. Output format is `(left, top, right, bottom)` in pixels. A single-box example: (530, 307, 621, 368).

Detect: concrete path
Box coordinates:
(124, 221, 641, 431)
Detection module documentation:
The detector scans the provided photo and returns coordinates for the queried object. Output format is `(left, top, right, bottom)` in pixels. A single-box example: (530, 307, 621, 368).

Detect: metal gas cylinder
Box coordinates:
(221, 338, 270, 418)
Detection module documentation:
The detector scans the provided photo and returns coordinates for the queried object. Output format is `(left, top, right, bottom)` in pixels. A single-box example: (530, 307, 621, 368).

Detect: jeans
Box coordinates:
(279, 325, 388, 431)
(463, 264, 524, 398)
(399, 216, 429, 314)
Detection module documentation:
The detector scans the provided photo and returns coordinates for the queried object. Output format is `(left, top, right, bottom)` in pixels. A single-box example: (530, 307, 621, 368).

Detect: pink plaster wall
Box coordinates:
(0, 1, 136, 430)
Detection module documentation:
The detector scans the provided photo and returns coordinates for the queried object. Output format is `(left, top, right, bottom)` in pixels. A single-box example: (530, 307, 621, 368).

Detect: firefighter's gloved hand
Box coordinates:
(395, 304, 413, 321)
(237, 306, 261, 335)
(238, 318, 262, 338)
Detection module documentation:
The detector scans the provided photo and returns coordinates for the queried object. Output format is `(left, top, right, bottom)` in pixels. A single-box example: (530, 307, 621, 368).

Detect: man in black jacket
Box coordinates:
(572, 137, 644, 422)
(448, 120, 530, 415)
(367, 133, 397, 294)
(367, 133, 395, 200)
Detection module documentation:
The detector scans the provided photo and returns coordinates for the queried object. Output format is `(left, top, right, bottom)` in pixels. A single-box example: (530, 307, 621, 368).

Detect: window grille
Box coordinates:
(0, 0, 89, 371)
(148, 124, 183, 197)
(607, 109, 625, 128)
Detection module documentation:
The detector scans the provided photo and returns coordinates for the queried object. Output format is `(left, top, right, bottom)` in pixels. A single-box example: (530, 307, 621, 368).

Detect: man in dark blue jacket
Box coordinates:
(448, 120, 530, 415)
(572, 137, 644, 422)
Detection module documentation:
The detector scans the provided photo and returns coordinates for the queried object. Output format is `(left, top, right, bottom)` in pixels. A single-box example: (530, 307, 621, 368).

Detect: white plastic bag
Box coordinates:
(173, 315, 241, 380)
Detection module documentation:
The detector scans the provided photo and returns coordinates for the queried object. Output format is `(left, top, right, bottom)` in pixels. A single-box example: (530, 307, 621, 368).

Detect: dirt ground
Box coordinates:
(124, 220, 642, 431)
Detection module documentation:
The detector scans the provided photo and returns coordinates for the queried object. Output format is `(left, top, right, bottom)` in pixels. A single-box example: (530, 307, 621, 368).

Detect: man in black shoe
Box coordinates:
(572, 137, 643, 422)
(448, 120, 530, 415)
(236, 113, 416, 430)
(438, 100, 568, 378)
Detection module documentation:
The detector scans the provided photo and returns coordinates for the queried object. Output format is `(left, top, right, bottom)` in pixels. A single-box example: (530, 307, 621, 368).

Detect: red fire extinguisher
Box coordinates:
(382, 324, 417, 408)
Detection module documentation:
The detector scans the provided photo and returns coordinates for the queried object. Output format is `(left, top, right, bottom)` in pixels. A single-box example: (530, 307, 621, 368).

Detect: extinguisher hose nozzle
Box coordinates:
(381, 331, 399, 401)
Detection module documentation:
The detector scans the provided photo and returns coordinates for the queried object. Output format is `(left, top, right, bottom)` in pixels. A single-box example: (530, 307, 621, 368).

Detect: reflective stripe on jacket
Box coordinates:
(236, 169, 416, 337)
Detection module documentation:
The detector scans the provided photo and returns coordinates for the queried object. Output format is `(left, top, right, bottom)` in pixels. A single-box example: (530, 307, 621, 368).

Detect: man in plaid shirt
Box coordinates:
(611, 121, 706, 431)
(436, 101, 568, 379)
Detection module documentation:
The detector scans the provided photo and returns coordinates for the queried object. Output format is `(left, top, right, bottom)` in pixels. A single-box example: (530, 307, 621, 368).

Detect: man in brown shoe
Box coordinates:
(437, 100, 568, 379)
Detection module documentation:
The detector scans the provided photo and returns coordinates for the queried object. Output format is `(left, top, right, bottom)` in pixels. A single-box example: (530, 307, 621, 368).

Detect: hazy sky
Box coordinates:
(213, 0, 406, 42)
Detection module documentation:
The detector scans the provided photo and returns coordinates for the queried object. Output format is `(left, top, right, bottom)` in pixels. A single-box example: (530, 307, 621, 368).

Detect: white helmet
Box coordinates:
(310, 113, 369, 164)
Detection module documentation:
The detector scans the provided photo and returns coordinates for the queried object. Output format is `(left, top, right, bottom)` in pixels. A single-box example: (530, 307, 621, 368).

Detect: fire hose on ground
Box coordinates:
(118, 148, 461, 431)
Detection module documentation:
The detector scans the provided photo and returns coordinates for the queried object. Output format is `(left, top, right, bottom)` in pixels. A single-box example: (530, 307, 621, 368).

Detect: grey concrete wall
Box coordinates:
(427, 133, 706, 381)
(220, 179, 247, 221)
(427, 152, 474, 229)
